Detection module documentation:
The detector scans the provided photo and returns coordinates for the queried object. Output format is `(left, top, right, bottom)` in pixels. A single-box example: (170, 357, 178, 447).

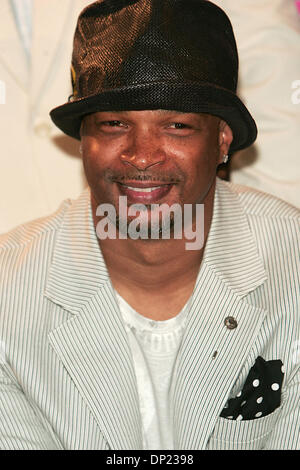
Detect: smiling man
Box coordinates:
(80, 109, 232, 319)
(0, 0, 299, 450)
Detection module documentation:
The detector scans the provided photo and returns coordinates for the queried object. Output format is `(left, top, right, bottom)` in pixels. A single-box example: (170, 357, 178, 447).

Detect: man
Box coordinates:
(0, 0, 299, 450)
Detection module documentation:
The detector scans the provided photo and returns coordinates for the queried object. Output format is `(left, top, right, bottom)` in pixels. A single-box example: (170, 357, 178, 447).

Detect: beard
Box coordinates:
(114, 205, 178, 240)
(104, 168, 184, 185)
(102, 167, 186, 240)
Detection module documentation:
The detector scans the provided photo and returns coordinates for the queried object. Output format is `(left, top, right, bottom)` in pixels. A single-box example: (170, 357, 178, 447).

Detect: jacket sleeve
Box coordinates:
(0, 362, 61, 450)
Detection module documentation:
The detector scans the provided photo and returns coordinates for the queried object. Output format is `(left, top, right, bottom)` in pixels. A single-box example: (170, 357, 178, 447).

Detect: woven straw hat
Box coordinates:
(50, 0, 257, 152)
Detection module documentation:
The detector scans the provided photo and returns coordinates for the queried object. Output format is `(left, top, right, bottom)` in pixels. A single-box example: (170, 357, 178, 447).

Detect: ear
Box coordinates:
(79, 119, 86, 154)
(218, 120, 233, 164)
(80, 118, 85, 138)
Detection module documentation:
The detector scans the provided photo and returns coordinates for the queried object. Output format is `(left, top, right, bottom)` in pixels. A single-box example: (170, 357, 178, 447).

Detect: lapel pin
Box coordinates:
(224, 316, 238, 330)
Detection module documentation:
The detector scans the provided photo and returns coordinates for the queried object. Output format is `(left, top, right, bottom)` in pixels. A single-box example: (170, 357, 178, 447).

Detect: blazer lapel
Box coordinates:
(46, 188, 143, 450)
(172, 180, 268, 449)
(0, 0, 29, 90)
(45, 180, 268, 450)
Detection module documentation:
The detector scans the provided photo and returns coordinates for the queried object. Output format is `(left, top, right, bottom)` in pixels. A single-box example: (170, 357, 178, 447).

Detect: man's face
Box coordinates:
(80, 110, 227, 231)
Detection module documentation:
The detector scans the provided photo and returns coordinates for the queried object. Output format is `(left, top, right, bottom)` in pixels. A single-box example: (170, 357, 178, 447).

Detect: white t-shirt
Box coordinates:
(116, 293, 189, 450)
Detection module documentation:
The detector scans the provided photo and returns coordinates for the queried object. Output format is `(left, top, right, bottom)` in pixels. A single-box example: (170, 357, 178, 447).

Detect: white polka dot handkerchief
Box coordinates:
(220, 357, 284, 421)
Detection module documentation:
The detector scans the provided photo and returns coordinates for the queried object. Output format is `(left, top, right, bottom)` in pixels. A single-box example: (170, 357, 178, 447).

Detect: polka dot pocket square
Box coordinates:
(220, 356, 284, 421)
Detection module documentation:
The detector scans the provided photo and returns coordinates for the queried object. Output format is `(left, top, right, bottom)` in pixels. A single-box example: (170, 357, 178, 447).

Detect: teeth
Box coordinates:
(125, 186, 162, 192)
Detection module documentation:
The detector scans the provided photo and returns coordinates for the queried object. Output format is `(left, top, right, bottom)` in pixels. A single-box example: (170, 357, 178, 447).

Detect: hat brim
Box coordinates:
(50, 81, 257, 152)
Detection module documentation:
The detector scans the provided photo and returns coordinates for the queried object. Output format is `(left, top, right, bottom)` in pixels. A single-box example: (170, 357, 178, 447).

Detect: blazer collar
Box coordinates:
(202, 178, 267, 296)
(45, 186, 111, 312)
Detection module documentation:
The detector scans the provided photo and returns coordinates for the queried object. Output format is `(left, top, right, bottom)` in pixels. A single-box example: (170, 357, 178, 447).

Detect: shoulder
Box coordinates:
(218, 179, 299, 219)
(0, 199, 72, 253)
(217, 179, 299, 257)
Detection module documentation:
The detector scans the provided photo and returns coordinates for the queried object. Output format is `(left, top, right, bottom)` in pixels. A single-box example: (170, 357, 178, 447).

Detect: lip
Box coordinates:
(117, 180, 170, 188)
(117, 182, 173, 203)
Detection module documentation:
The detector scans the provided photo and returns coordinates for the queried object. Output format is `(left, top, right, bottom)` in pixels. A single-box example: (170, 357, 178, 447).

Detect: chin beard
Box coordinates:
(95, 198, 204, 250)
(114, 209, 177, 240)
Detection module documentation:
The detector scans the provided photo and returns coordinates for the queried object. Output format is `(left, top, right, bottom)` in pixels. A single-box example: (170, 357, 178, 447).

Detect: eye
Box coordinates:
(166, 122, 195, 136)
(169, 122, 191, 129)
(101, 120, 125, 127)
(95, 120, 128, 133)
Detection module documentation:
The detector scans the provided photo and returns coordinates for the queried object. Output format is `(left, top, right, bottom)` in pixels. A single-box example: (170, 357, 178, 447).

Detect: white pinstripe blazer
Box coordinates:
(0, 179, 299, 450)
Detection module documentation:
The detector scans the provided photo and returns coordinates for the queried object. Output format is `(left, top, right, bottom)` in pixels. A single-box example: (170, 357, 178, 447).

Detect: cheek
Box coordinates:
(81, 137, 115, 180)
(174, 139, 217, 176)
(173, 139, 219, 199)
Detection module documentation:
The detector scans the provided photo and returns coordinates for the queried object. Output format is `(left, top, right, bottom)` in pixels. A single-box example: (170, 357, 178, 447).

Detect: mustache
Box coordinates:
(104, 170, 184, 184)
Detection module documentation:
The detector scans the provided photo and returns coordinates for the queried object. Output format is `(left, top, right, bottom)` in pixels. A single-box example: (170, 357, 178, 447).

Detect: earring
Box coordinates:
(223, 154, 229, 164)
(79, 145, 83, 154)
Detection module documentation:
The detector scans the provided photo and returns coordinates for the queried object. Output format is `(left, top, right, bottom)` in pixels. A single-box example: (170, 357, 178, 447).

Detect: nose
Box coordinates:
(120, 130, 167, 170)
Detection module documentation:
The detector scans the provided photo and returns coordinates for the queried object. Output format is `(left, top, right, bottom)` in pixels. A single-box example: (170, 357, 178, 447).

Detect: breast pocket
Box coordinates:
(207, 407, 281, 450)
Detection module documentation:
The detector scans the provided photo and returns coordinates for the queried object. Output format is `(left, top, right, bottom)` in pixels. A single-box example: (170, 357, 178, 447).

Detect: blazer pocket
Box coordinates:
(207, 407, 281, 450)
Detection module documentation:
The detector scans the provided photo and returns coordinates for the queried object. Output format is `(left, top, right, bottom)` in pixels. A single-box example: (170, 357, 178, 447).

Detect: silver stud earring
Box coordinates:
(223, 154, 229, 164)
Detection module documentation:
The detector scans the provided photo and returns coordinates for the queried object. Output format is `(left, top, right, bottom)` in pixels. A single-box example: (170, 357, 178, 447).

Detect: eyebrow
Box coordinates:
(121, 109, 187, 115)
(151, 110, 212, 122)
(154, 109, 186, 114)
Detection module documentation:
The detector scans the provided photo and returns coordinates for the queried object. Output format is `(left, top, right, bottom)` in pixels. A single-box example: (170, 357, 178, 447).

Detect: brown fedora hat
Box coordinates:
(50, 0, 257, 152)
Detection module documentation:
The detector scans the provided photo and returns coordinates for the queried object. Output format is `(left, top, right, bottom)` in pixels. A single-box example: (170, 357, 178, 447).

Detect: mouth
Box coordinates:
(117, 182, 173, 203)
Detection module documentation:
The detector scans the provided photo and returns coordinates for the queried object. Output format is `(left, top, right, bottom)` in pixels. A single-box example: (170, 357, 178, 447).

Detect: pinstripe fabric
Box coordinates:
(0, 179, 299, 449)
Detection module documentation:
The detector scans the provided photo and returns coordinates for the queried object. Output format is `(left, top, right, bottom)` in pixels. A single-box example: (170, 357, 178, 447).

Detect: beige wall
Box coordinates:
(213, 0, 300, 207)
(0, 0, 90, 234)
